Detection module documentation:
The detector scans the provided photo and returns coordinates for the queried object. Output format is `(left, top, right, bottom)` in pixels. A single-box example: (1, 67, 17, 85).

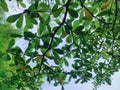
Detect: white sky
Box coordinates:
(7, 0, 120, 90)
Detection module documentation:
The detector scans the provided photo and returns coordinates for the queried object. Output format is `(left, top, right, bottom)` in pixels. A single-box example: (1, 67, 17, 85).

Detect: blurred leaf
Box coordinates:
(19, 2, 26, 8)
(7, 53, 11, 60)
(0, 1, 8, 11)
(54, 82, 59, 86)
(64, 59, 69, 67)
(53, 49, 64, 54)
(8, 39, 15, 49)
(10, 33, 22, 38)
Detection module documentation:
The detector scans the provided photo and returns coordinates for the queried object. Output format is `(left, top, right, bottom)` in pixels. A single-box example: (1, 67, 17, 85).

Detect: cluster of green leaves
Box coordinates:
(0, 23, 21, 90)
(1, 0, 120, 90)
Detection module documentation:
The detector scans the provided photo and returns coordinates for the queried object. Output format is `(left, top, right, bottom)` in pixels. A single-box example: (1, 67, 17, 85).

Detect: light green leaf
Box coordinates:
(16, 15, 23, 28)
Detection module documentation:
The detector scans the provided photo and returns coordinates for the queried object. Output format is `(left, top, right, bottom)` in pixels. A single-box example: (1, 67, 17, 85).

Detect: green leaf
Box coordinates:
(53, 8, 63, 18)
(53, 49, 64, 54)
(0, 1, 8, 11)
(75, 79, 80, 84)
(24, 31, 36, 38)
(7, 53, 11, 60)
(59, 58, 64, 68)
(28, 4, 36, 11)
(25, 14, 33, 29)
(68, 8, 78, 18)
(97, 9, 113, 16)
(8, 39, 15, 49)
(74, 25, 84, 35)
(64, 59, 69, 66)
(54, 82, 59, 86)
(52, 4, 58, 12)
(37, 23, 45, 36)
(10, 33, 22, 38)
(7, 14, 21, 23)
(19, 2, 26, 8)
(66, 35, 72, 43)
(39, 3, 50, 10)
(16, 15, 23, 28)
(62, 86, 64, 90)
(0, 52, 5, 58)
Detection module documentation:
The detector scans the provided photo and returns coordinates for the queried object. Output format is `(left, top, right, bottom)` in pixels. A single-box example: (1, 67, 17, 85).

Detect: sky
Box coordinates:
(7, 0, 120, 90)
(15, 37, 120, 90)
(42, 71, 120, 90)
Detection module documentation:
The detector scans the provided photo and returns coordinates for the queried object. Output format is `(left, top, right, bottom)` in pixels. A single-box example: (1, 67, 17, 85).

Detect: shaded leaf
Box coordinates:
(8, 39, 15, 49)
(68, 8, 78, 18)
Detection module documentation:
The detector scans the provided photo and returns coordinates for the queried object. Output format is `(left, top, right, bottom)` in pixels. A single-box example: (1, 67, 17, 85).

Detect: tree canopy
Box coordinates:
(0, 0, 120, 90)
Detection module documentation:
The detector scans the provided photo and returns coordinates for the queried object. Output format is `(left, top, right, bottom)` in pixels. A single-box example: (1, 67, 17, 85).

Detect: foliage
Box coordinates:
(1, 0, 120, 90)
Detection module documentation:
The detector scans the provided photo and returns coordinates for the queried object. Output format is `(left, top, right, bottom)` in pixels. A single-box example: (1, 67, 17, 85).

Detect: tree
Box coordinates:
(1, 0, 120, 90)
(0, 6, 21, 89)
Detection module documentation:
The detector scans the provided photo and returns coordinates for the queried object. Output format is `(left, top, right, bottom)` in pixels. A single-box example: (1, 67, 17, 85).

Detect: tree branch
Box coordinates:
(79, 0, 112, 25)
(33, 0, 71, 77)
(111, 0, 118, 58)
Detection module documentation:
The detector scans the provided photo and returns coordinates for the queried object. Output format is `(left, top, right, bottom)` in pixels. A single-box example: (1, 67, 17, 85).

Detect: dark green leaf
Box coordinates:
(7, 53, 11, 60)
(54, 82, 59, 86)
(68, 8, 78, 18)
(7, 14, 21, 23)
(64, 59, 69, 66)
(24, 31, 36, 38)
(0, 52, 5, 58)
(62, 86, 64, 90)
(53, 49, 64, 54)
(10, 33, 22, 38)
(53, 8, 63, 18)
(74, 25, 84, 35)
(8, 39, 15, 49)
(52, 4, 58, 12)
(75, 79, 80, 84)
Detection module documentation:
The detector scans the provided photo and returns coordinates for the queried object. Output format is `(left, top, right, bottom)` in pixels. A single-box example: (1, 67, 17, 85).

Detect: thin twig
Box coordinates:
(79, 0, 112, 25)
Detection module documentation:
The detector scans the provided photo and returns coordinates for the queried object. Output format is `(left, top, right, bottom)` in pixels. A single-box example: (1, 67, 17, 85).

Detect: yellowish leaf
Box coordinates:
(84, 8, 92, 20)
(101, 0, 112, 10)
(40, 48, 50, 57)
(34, 56, 42, 61)
(46, 50, 51, 57)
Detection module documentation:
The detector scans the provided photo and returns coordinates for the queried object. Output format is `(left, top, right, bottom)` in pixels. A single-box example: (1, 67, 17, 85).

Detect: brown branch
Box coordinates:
(103, 0, 118, 77)
(33, 0, 71, 77)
